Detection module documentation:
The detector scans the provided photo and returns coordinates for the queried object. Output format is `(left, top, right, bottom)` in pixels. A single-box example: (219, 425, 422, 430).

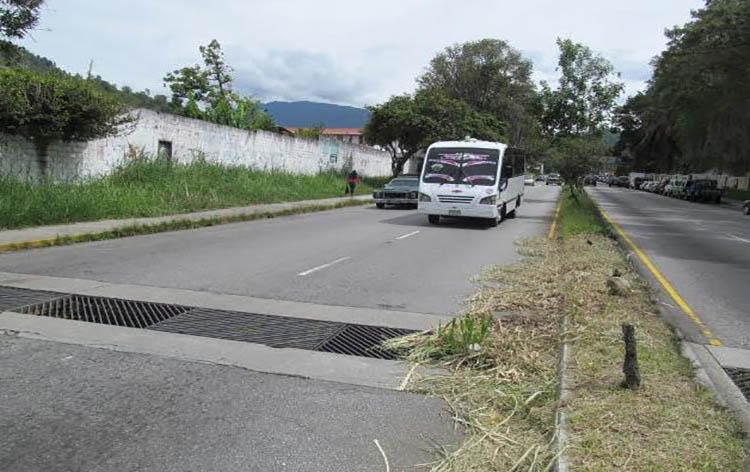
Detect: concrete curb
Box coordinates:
(0, 196, 372, 253)
(555, 312, 572, 472)
(586, 189, 750, 438)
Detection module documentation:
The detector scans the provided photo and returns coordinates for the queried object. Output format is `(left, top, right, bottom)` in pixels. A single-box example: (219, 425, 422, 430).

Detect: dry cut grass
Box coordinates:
(388, 239, 565, 471)
(389, 231, 747, 471)
(560, 235, 748, 471)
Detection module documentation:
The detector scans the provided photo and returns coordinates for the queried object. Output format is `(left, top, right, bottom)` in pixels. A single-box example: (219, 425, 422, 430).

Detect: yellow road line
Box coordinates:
(597, 206, 722, 347)
(547, 198, 562, 240)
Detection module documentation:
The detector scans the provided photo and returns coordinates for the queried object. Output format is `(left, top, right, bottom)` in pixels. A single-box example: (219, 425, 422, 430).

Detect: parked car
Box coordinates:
(546, 173, 562, 185)
(653, 180, 669, 194)
(609, 176, 630, 188)
(373, 175, 420, 208)
(524, 176, 535, 186)
(744, 200, 750, 216)
(684, 179, 722, 203)
(535, 175, 545, 182)
(632, 177, 653, 190)
(583, 175, 597, 186)
(665, 179, 688, 198)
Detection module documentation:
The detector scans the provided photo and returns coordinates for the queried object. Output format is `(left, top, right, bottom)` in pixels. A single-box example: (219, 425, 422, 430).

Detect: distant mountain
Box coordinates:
(263, 101, 370, 128)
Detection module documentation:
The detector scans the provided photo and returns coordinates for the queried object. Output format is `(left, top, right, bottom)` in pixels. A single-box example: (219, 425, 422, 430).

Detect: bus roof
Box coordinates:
(427, 140, 508, 151)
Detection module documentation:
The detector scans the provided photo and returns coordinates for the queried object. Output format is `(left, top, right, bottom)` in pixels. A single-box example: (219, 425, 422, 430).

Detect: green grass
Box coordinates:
(0, 159, 389, 229)
(557, 185, 608, 238)
(726, 189, 750, 201)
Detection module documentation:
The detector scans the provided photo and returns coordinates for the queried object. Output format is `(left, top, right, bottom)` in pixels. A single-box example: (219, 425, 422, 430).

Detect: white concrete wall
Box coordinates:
(0, 109, 391, 180)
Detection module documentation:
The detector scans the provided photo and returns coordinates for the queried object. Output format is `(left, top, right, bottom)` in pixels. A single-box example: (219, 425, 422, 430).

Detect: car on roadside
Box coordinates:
(684, 179, 722, 203)
(632, 177, 653, 190)
(546, 173, 562, 185)
(744, 200, 750, 216)
(583, 175, 597, 186)
(373, 175, 420, 208)
(609, 176, 630, 188)
(653, 180, 669, 194)
(524, 176, 535, 186)
(665, 179, 687, 198)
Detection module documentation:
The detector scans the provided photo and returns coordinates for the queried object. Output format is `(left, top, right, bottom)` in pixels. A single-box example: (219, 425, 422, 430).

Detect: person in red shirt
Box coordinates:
(345, 170, 360, 196)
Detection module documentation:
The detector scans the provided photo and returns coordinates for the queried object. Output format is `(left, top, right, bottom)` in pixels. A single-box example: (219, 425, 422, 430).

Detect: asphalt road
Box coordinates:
(588, 186, 750, 349)
(0, 185, 560, 471)
(0, 336, 461, 472)
(0, 185, 561, 316)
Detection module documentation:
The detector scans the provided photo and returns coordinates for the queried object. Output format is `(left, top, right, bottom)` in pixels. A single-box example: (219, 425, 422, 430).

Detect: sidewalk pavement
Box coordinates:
(0, 195, 371, 248)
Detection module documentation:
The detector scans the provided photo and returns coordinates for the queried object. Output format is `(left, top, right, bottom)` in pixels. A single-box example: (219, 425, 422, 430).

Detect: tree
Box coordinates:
(547, 137, 608, 188)
(541, 38, 624, 138)
(0, 68, 133, 175)
(364, 90, 503, 176)
(418, 39, 541, 149)
(1, 0, 43, 40)
(616, 0, 750, 175)
(295, 122, 326, 139)
(1, 0, 44, 65)
(163, 39, 276, 132)
(199, 39, 233, 101)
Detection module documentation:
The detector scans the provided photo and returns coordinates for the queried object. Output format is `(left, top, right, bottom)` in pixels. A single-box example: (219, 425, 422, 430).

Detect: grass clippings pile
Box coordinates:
(388, 239, 564, 471)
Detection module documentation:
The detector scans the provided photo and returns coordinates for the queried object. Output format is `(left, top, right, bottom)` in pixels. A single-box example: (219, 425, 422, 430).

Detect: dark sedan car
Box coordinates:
(373, 175, 420, 208)
(684, 179, 721, 203)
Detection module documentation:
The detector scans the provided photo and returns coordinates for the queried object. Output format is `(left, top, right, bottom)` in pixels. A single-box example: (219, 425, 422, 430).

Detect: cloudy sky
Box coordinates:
(20, 0, 703, 108)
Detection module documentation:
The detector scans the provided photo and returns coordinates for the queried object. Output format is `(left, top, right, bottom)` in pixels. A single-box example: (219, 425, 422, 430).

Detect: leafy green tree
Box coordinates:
(1, 0, 44, 64)
(163, 39, 275, 132)
(199, 39, 233, 101)
(364, 90, 503, 176)
(417, 39, 541, 149)
(295, 122, 326, 139)
(0, 68, 132, 175)
(1, 0, 43, 40)
(616, 0, 750, 175)
(547, 137, 608, 187)
(541, 38, 624, 138)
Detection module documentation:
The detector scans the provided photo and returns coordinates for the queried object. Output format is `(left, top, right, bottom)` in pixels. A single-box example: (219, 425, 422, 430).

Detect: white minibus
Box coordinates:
(417, 139, 526, 227)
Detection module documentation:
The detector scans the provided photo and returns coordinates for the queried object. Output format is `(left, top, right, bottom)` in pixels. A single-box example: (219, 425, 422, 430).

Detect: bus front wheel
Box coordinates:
(428, 215, 440, 225)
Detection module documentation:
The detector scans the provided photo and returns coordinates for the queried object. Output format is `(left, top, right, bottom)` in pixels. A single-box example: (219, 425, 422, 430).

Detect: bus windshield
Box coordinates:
(422, 147, 500, 186)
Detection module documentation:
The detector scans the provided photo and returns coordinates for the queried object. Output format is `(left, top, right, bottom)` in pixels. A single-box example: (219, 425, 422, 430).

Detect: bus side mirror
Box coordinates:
(499, 179, 508, 191)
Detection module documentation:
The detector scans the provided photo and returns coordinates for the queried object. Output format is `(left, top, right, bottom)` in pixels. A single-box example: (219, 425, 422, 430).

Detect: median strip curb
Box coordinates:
(546, 189, 571, 472)
(0, 197, 372, 253)
(585, 188, 750, 438)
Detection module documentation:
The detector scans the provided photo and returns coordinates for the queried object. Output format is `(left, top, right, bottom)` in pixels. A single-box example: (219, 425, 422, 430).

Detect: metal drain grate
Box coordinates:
(19, 295, 191, 328)
(1, 286, 415, 360)
(0, 286, 67, 312)
(316, 324, 415, 360)
(725, 368, 750, 402)
(151, 307, 343, 350)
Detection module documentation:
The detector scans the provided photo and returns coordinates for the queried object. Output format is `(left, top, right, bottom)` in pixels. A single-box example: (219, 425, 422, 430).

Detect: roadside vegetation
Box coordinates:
(0, 158, 386, 229)
(726, 189, 750, 202)
(392, 186, 747, 471)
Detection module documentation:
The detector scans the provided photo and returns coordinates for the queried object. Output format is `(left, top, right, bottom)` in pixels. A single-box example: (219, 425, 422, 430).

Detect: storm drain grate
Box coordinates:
(0, 286, 67, 312)
(19, 295, 191, 328)
(151, 307, 343, 350)
(1, 286, 416, 360)
(724, 368, 750, 402)
(316, 324, 415, 360)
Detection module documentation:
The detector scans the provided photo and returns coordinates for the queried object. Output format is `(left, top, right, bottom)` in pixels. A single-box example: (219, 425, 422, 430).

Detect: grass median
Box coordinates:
(391, 185, 746, 471)
(0, 158, 388, 230)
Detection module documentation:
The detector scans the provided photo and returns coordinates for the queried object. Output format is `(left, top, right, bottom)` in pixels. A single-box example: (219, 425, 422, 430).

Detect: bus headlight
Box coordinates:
(479, 195, 497, 205)
(418, 192, 431, 202)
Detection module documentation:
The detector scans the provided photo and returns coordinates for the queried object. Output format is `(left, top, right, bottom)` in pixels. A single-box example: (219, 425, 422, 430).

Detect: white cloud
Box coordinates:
(21, 0, 703, 106)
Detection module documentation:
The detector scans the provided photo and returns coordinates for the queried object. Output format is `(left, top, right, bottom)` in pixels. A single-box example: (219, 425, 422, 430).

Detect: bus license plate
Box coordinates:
(448, 209, 461, 216)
